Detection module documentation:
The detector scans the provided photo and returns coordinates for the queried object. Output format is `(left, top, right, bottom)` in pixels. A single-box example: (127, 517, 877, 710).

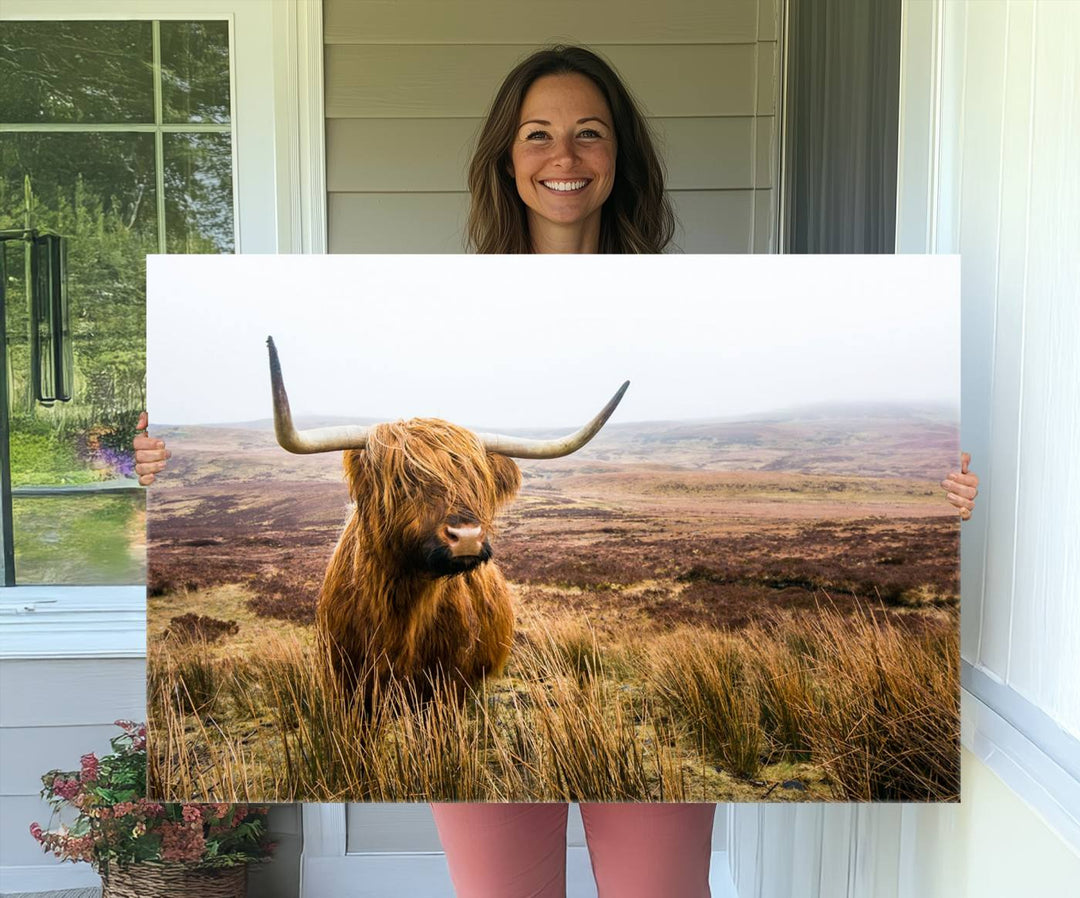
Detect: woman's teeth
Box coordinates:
(542, 180, 588, 192)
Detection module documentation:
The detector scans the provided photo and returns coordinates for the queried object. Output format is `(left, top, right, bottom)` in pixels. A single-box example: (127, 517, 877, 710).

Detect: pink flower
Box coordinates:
(80, 753, 99, 782)
(29, 822, 43, 842)
(136, 799, 165, 818)
(160, 821, 205, 863)
(52, 777, 80, 801)
(62, 833, 95, 863)
(181, 805, 202, 824)
(112, 801, 136, 818)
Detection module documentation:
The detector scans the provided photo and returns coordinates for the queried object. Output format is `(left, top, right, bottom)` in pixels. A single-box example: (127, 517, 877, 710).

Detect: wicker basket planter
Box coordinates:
(101, 862, 247, 898)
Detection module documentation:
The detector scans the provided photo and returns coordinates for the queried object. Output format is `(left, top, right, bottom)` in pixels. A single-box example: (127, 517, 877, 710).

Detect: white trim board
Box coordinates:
(0, 587, 145, 659)
(961, 686, 1080, 853)
(272, 0, 328, 254)
(963, 661, 1080, 784)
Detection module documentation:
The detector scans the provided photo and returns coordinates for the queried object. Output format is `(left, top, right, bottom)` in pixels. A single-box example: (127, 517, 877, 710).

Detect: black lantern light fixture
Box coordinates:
(0, 228, 73, 585)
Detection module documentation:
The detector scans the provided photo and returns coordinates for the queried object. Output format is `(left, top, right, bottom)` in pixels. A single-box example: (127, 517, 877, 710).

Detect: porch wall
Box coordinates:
(322, 0, 782, 253)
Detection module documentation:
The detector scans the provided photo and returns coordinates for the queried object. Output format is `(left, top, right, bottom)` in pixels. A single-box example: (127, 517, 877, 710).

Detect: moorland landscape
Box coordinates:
(147, 404, 960, 804)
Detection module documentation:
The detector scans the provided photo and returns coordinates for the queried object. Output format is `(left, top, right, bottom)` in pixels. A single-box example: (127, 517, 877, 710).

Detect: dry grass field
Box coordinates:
(146, 407, 960, 803)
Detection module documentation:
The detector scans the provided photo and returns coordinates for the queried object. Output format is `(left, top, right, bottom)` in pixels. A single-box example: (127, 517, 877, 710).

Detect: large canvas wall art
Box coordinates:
(146, 254, 961, 803)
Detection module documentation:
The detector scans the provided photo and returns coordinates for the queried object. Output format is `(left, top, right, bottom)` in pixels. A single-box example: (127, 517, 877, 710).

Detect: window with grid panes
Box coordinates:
(0, 19, 235, 584)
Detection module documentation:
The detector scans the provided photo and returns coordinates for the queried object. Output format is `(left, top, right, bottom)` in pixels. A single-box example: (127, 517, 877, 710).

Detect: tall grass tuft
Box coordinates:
(534, 617, 606, 684)
(151, 634, 221, 716)
(743, 620, 815, 762)
(646, 629, 764, 780)
(512, 632, 687, 800)
(793, 603, 960, 801)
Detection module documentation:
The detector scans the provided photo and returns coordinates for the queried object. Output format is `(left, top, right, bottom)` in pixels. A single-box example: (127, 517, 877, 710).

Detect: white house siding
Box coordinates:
(0, 653, 145, 895)
(323, 0, 782, 253)
(728, 1, 1080, 895)
(935, 0, 1080, 739)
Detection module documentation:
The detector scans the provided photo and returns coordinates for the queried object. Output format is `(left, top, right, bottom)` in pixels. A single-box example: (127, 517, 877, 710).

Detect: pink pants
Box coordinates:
(431, 803, 715, 898)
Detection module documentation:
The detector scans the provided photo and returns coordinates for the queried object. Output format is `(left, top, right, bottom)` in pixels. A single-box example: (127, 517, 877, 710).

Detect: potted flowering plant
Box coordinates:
(31, 720, 273, 897)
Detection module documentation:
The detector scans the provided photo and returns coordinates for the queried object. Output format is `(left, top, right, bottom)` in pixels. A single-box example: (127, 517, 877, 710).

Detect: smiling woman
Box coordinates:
(510, 73, 617, 250)
(467, 45, 674, 254)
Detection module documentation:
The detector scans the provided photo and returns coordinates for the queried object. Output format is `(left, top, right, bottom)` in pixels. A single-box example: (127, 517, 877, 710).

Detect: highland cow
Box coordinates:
(266, 337, 627, 700)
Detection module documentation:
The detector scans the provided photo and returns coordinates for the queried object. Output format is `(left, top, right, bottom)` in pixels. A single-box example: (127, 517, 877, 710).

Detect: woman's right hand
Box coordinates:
(133, 411, 171, 486)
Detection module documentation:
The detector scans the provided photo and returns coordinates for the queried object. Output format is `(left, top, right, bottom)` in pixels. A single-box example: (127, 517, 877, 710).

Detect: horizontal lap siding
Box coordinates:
(324, 0, 781, 255)
(327, 117, 769, 192)
(329, 191, 467, 252)
(0, 723, 127, 795)
(328, 189, 760, 253)
(0, 658, 145, 868)
(324, 0, 760, 45)
(2, 795, 68, 868)
(325, 44, 762, 118)
(0, 659, 146, 727)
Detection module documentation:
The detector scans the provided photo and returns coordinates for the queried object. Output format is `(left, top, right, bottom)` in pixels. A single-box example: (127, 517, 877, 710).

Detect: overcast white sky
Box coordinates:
(147, 254, 959, 430)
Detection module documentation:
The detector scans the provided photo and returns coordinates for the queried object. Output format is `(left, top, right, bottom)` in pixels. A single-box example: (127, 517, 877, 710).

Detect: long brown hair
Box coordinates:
(467, 46, 675, 254)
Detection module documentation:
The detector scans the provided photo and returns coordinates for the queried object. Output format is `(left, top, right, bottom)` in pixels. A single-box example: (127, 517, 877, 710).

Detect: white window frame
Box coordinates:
(1, 0, 326, 255)
(0, 0, 326, 657)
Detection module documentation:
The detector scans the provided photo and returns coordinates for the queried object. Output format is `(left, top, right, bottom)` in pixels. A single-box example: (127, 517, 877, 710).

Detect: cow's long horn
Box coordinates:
(268, 336, 372, 454)
(475, 381, 630, 459)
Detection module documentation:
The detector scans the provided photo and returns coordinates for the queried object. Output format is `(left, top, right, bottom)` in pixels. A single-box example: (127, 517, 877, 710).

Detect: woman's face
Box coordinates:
(509, 73, 617, 235)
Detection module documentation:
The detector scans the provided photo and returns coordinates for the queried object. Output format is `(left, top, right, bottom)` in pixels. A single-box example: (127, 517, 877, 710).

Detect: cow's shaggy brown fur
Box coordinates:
(317, 418, 522, 700)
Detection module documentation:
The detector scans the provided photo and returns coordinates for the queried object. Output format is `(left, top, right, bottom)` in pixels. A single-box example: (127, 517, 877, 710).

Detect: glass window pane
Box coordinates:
(2, 131, 152, 504)
(12, 493, 145, 585)
(160, 20, 232, 124)
(0, 21, 154, 124)
(164, 132, 235, 253)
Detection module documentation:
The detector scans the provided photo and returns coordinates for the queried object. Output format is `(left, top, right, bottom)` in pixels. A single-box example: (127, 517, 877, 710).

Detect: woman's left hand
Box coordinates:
(942, 451, 979, 521)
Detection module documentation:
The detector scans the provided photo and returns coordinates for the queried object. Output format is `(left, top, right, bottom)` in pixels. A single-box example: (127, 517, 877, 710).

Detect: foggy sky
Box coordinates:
(147, 254, 959, 430)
